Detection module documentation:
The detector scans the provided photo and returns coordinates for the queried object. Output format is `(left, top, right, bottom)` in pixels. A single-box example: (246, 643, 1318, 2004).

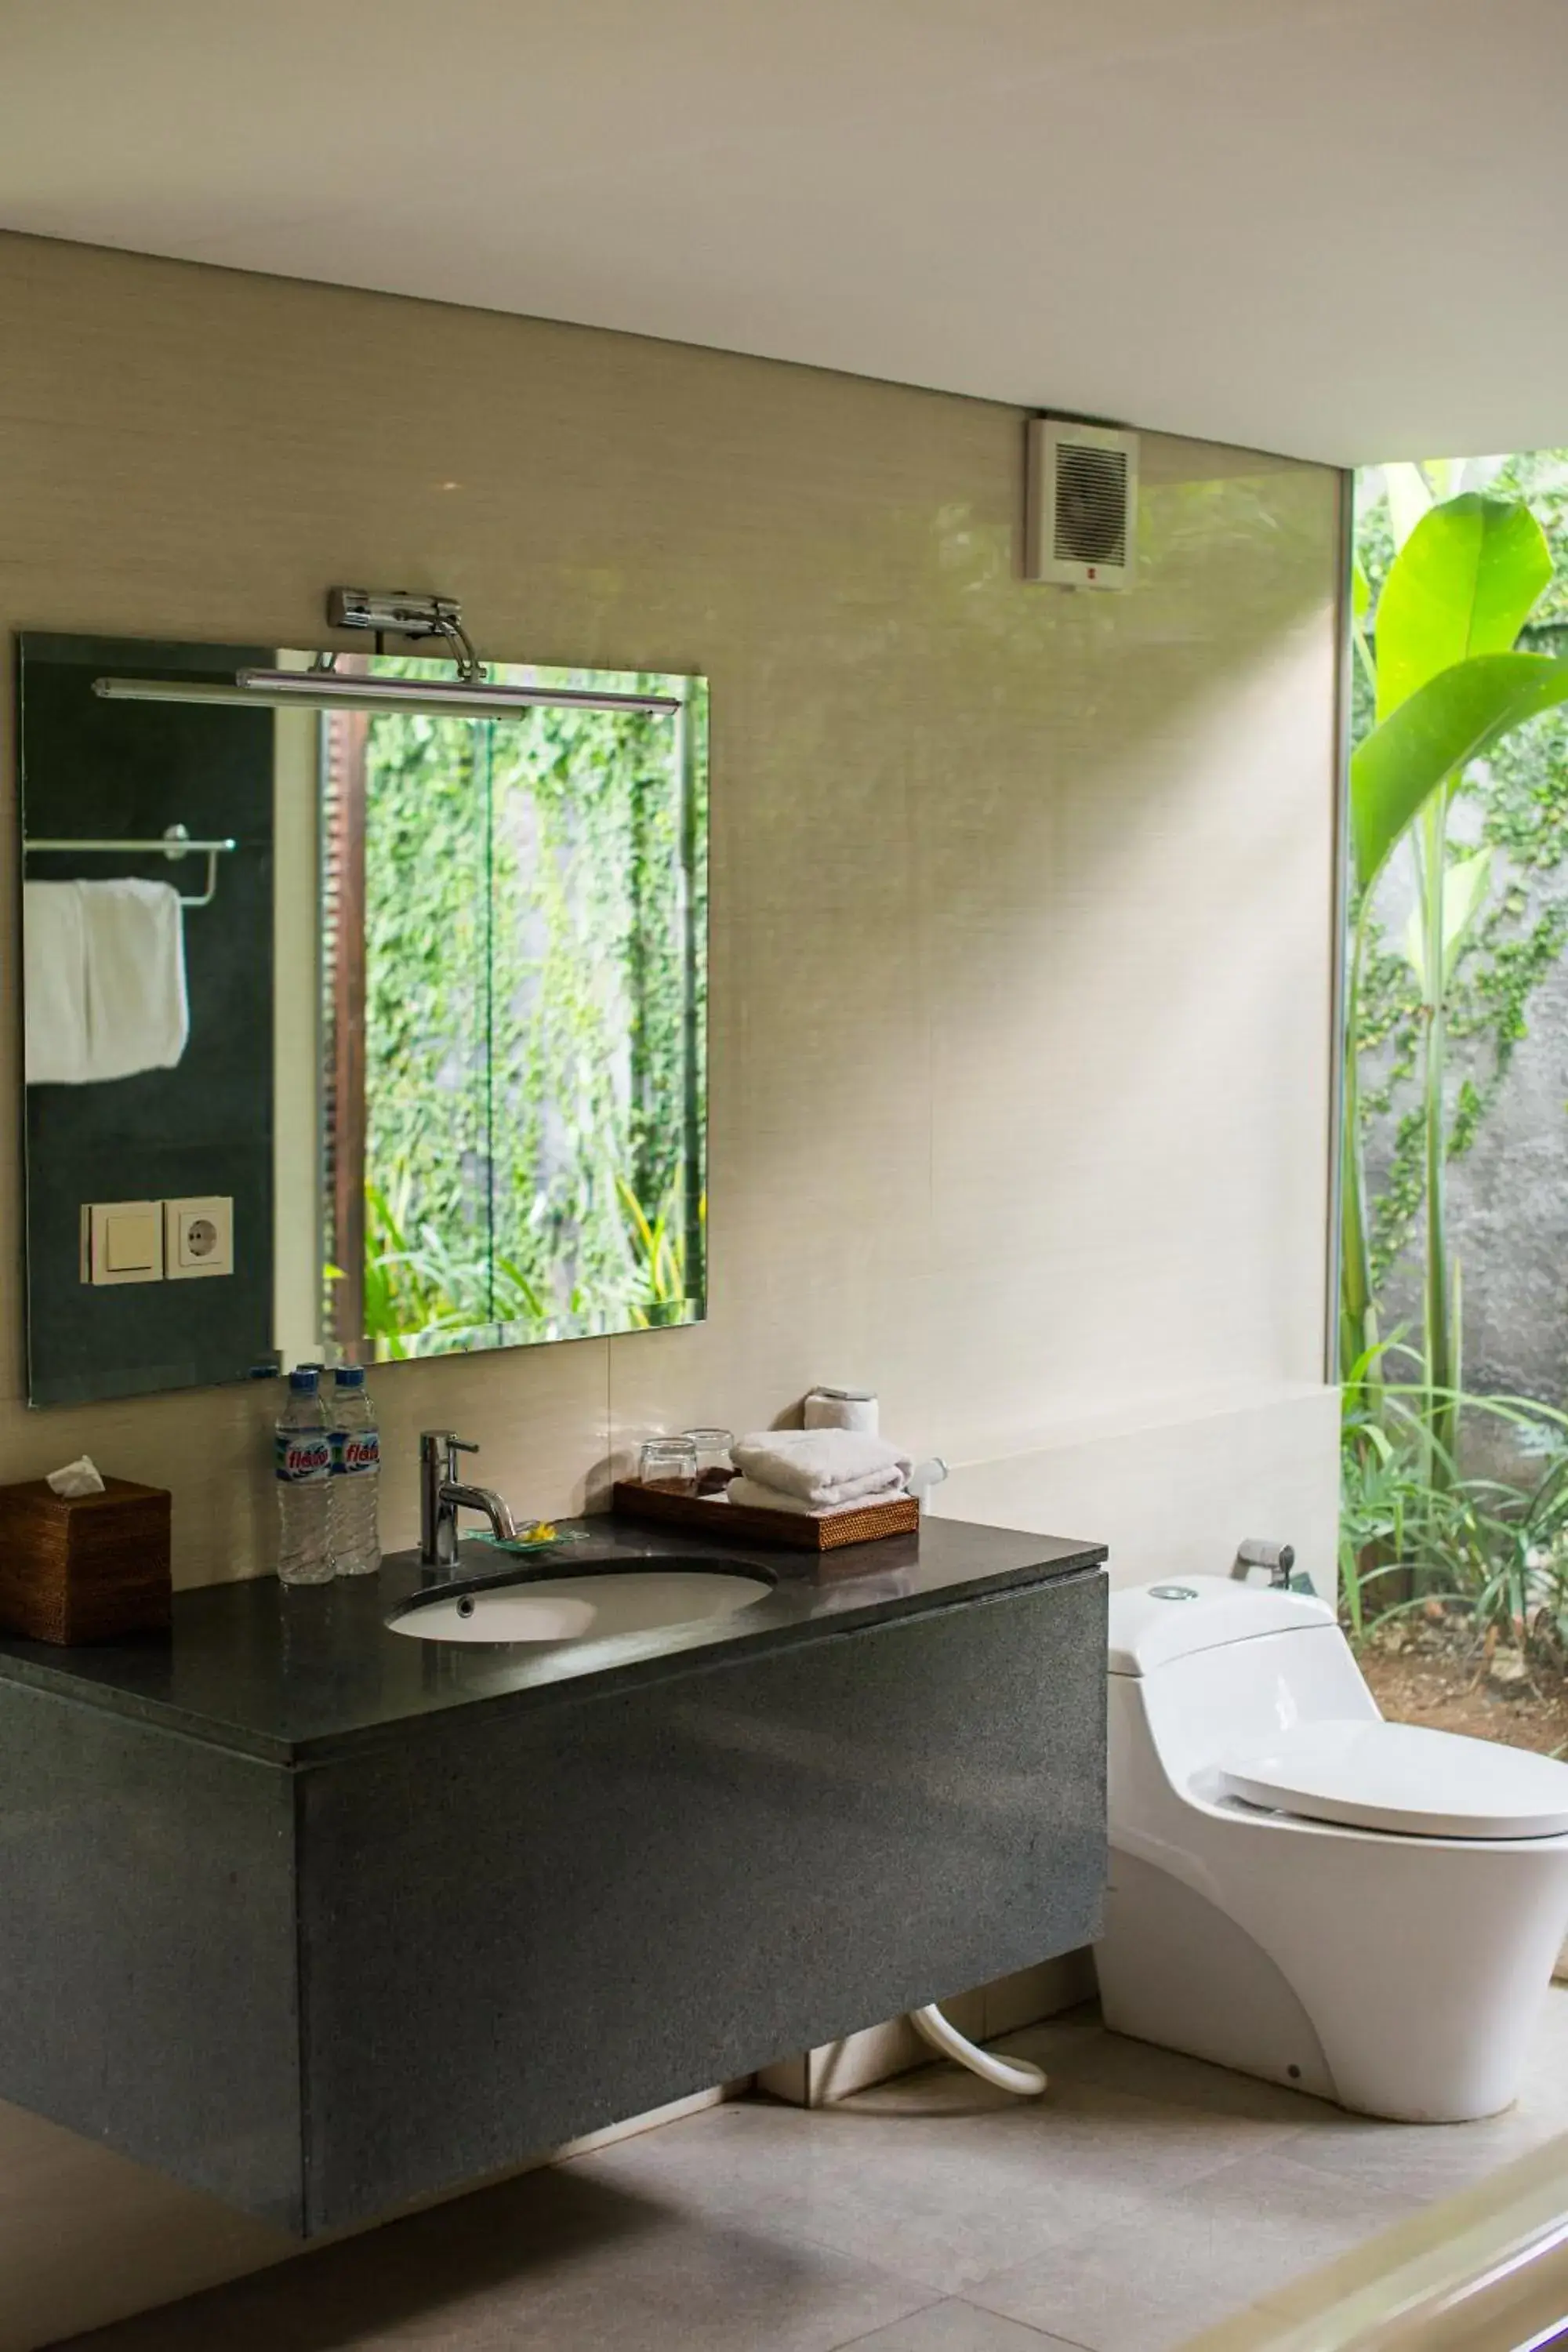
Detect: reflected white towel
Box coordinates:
(731, 1429, 910, 1506)
(85, 878, 189, 1079)
(24, 882, 89, 1083)
(24, 879, 188, 1084)
(727, 1474, 907, 1519)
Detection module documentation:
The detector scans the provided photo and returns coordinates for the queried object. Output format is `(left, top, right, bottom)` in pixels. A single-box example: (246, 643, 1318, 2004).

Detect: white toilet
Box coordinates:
(1098, 1576, 1568, 2121)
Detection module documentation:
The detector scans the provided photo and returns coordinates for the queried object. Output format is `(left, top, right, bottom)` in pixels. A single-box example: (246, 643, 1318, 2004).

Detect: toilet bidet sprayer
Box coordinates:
(1232, 1537, 1312, 1593)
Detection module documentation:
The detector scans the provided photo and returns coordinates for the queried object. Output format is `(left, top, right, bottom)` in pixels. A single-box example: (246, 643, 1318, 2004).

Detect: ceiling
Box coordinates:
(1, 0, 1563, 466)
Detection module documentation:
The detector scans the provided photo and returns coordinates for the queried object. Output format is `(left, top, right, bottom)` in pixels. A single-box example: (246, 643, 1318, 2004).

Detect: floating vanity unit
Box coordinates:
(0, 1517, 1105, 2235)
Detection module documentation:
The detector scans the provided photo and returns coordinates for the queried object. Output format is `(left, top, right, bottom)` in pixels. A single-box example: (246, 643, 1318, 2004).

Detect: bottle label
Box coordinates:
(276, 1432, 332, 1483)
(330, 1428, 381, 1476)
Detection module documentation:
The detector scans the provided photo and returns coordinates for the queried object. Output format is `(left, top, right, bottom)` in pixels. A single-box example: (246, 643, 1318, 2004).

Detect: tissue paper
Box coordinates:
(45, 1456, 106, 1498)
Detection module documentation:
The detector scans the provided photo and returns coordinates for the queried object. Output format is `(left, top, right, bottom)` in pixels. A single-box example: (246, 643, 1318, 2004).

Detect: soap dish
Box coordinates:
(470, 1526, 590, 1559)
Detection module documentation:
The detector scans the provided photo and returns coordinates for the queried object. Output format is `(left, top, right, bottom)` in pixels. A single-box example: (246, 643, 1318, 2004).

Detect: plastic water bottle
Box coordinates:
(275, 1368, 332, 1586)
(328, 1367, 382, 1578)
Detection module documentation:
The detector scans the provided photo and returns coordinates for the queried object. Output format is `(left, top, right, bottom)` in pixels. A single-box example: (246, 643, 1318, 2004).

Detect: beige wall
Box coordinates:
(935, 1387, 1342, 1601)
(0, 231, 1344, 2346)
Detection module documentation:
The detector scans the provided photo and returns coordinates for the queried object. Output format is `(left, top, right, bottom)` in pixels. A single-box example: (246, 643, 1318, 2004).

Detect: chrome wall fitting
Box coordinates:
(93, 587, 684, 720)
(325, 587, 483, 679)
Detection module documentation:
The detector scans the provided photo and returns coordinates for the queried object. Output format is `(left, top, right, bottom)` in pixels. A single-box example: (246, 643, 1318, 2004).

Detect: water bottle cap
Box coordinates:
(333, 1367, 365, 1387)
(288, 1367, 319, 1392)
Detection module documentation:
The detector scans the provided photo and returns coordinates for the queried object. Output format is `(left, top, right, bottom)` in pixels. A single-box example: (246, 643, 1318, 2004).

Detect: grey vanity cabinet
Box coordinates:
(0, 1531, 1106, 2235)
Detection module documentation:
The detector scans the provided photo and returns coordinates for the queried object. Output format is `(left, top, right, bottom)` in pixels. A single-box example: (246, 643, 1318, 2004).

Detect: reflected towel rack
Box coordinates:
(22, 824, 238, 909)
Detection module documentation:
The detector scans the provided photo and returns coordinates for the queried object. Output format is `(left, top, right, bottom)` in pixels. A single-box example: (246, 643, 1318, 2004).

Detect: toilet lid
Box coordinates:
(1218, 1719, 1568, 1840)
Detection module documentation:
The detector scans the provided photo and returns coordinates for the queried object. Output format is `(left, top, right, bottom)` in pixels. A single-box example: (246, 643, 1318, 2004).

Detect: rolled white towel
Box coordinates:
(731, 1428, 910, 1506)
(727, 1473, 907, 1519)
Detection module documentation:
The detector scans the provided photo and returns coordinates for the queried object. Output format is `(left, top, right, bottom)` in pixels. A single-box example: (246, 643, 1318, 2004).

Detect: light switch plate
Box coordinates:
(164, 1196, 234, 1281)
(82, 1200, 165, 1286)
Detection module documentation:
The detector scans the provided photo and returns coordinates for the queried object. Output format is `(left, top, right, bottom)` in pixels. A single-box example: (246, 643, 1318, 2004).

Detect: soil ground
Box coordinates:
(1359, 1611, 1568, 1758)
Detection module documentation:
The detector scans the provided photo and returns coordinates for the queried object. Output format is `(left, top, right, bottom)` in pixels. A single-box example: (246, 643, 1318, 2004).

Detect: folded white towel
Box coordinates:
(727, 1474, 907, 1519)
(731, 1428, 910, 1506)
(24, 882, 89, 1083)
(84, 879, 189, 1080)
(24, 878, 189, 1085)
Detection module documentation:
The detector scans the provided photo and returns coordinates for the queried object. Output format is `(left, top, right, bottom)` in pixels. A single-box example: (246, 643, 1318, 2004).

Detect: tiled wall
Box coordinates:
(936, 1387, 1343, 1599)
(0, 231, 1344, 2344)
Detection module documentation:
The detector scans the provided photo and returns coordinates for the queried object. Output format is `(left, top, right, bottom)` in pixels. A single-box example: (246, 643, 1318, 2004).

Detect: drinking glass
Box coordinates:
(639, 1437, 699, 1494)
(683, 1428, 735, 1495)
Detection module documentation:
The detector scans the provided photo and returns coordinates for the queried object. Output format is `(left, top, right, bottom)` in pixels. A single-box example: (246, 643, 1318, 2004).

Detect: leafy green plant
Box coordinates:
(1340, 1340, 1568, 1653)
(1344, 488, 1568, 1475)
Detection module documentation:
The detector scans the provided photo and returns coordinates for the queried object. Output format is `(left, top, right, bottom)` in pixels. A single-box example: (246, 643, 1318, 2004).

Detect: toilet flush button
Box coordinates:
(1150, 1584, 1200, 1602)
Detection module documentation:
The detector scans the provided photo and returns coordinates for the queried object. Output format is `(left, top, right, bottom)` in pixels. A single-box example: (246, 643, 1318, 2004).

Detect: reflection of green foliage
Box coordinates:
(351, 1173, 546, 1361)
(617, 1176, 706, 1330)
(353, 663, 706, 1351)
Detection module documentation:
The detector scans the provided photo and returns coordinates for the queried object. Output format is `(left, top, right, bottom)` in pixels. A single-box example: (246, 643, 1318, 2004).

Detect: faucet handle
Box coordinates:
(419, 1430, 479, 1483)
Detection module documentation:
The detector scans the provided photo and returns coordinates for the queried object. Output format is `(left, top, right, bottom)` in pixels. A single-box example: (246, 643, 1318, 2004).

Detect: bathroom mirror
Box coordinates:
(16, 633, 708, 1406)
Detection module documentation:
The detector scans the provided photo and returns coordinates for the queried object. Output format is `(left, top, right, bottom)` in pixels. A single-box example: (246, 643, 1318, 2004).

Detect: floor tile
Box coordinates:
(1261, 2125, 1568, 2323)
(837, 2299, 1082, 2348)
(1514, 1984, 1568, 2100)
(1004, 2019, 1339, 2129)
(586, 2066, 1293, 2296)
(966, 2151, 1422, 2352)
(1269, 2097, 1561, 2205)
(55, 1991, 1568, 2352)
(1170, 2307, 1299, 2352)
(57, 2163, 931, 2352)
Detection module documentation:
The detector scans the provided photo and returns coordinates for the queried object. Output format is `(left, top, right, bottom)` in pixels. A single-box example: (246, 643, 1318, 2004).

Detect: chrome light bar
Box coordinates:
(92, 587, 683, 720)
(93, 672, 681, 719)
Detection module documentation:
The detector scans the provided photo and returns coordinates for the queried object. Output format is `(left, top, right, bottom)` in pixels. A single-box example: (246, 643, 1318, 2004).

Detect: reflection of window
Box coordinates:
(321, 688, 369, 1351)
(319, 665, 706, 1362)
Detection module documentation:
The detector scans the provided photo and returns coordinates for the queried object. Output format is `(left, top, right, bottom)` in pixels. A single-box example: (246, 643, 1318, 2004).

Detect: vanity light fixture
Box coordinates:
(93, 588, 683, 720)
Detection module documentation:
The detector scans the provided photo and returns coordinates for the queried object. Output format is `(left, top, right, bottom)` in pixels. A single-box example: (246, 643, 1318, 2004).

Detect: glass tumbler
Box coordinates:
(639, 1436, 699, 1494)
(683, 1428, 735, 1495)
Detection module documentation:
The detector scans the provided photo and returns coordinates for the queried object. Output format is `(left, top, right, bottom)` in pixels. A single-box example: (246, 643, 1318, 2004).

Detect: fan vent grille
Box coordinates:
(1054, 443, 1130, 566)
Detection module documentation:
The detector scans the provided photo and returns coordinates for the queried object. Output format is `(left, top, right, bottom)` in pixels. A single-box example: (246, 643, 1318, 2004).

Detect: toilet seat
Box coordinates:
(1218, 1718, 1568, 1841)
(1102, 1577, 1568, 2119)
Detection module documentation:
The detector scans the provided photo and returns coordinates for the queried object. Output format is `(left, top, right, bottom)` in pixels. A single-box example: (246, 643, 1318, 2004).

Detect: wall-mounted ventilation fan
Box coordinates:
(1025, 419, 1139, 590)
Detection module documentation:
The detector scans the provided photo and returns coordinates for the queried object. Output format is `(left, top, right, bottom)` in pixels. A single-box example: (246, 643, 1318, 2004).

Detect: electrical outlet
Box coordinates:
(163, 1196, 234, 1281)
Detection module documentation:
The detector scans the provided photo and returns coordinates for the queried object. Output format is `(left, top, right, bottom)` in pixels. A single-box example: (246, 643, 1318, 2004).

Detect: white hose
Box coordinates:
(909, 2003, 1047, 2096)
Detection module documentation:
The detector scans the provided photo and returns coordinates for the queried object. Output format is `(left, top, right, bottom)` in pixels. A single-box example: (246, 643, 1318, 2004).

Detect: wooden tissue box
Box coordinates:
(0, 1476, 172, 1646)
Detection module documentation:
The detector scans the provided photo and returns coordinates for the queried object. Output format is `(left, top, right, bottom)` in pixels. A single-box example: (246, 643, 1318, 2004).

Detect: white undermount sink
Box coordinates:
(387, 1562, 773, 1646)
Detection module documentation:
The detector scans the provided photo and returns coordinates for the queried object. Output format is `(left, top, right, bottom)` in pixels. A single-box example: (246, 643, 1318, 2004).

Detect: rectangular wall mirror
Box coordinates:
(17, 633, 708, 1406)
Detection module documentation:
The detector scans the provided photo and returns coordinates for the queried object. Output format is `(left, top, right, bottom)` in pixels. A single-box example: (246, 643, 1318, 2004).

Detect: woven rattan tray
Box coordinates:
(612, 1478, 918, 1552)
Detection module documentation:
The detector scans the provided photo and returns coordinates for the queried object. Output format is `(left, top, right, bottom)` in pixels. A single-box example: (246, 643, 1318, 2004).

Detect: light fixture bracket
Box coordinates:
(325, 586, 484, 680)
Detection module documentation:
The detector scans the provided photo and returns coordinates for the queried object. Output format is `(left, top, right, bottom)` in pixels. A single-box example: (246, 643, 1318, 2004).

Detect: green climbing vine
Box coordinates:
(350, 659, 707, 1357)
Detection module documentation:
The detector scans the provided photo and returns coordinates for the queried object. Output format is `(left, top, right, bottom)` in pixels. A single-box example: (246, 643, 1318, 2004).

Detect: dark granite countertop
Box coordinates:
(0, 1513, 1105, 1766)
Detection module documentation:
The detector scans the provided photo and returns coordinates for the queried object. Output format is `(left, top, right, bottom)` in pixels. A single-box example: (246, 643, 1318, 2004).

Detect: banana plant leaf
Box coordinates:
(1352, 652, 1568, 892)
(1401, 844, 1493, 996)
(1374, 495, 1551, 721)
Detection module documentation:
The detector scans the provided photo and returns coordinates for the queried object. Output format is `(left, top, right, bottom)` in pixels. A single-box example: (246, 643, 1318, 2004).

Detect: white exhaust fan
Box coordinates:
(1025, 419, 1139, 589)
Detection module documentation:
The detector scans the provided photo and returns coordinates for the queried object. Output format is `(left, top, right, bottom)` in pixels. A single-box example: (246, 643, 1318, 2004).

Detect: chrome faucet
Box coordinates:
(419, 1431, 518, 1568)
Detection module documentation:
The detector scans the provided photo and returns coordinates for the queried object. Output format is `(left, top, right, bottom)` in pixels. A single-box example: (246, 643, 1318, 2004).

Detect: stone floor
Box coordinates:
(60, 1992, 1568, 2352)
